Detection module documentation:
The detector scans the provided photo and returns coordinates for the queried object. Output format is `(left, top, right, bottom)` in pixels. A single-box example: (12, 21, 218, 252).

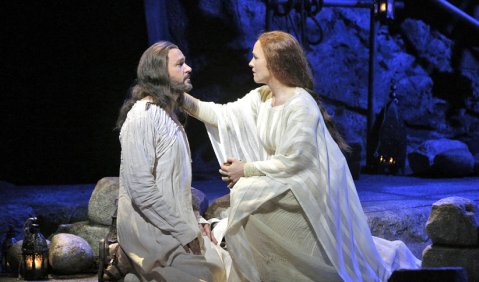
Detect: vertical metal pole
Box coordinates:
(366, 5, 378, 171)
(300, 0, 306, 46)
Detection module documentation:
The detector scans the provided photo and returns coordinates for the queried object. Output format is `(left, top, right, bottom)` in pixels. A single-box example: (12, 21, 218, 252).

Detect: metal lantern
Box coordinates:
(20, 217, 48, 280)
(370, 79, 406, 174)
(1, 224, 17, 274)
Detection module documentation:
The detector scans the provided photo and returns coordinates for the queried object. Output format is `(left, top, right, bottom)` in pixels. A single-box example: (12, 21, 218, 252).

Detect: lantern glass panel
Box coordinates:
(21, 218, 48, 280)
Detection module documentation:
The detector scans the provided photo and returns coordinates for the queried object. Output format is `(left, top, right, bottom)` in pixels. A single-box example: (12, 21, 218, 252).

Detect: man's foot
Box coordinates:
(99, 241, 131, 281)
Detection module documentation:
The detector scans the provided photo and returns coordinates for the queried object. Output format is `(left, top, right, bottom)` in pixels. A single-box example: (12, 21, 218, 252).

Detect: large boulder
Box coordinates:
(425, 197, 479, 246)
(88, 177, 119, 226)
(408, 139, 473, 176)
(48, 233, 95, 275)
(433, 149, 474, 177)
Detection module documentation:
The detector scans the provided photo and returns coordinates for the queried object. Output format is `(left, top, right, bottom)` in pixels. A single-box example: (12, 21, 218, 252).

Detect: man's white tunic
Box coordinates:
(118, 100, 225, 281)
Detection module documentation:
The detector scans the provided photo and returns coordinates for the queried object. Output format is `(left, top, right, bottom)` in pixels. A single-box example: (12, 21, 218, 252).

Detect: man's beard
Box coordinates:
(170, 78, 193, 93)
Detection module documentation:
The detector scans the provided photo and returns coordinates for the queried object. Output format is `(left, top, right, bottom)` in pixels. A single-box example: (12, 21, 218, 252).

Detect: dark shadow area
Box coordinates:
(1, 0, 149, 184)
(403, 0, 479, 46)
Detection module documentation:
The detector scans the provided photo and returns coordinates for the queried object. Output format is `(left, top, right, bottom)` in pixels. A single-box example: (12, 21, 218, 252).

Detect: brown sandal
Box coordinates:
(100, 242, 125, 281)
(98, 202, 133, 281)
(99, 241, 131, 281)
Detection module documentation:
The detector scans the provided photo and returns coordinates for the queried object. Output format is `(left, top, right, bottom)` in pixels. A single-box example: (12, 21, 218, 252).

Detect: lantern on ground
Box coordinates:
(1, 224, 17, 274)
(20, 217, 48, 280)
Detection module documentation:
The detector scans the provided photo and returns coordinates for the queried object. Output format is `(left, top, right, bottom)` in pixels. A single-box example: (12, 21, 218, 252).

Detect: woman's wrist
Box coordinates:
(244, 162, 265, 177)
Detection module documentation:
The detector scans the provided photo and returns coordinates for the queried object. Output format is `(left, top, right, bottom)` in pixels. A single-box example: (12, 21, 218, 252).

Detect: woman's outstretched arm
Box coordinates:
(182, 93, 218, 126)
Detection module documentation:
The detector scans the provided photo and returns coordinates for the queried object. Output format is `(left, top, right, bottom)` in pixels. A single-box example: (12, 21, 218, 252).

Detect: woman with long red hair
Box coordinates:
(184, 31, 420, 282)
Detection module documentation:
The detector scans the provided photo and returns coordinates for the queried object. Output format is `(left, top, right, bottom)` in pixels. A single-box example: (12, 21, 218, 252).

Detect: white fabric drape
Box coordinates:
(193, 87, 420, 282)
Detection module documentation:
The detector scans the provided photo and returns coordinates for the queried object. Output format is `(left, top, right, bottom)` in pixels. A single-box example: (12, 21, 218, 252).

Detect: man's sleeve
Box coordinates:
(121, 110, 197, 246)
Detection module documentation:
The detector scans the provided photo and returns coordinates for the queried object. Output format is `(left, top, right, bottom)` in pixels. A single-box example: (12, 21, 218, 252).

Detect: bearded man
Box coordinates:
(112, 41, 227, 281)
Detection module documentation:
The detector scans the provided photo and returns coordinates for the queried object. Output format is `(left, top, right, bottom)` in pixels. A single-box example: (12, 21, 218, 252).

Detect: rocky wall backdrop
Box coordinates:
(155, 0, 479, 176)
(2, 1, 477, 184)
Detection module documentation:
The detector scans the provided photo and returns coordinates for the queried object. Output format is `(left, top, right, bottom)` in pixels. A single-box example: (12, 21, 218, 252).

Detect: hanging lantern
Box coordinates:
(370, 79, 407, 174)
(1, 224, 17, 274)
(20, 217, 48, 280)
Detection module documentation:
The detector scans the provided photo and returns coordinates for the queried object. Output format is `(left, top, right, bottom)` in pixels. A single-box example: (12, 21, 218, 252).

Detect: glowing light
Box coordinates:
(25, 256, 33, 270)
(380, 3, 387, 12)
(34, 255, 43, 270)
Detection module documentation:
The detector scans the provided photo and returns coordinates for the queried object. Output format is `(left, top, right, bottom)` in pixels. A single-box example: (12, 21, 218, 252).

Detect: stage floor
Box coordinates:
(1, 174, 478, 281)
(193, 174, 479, 210)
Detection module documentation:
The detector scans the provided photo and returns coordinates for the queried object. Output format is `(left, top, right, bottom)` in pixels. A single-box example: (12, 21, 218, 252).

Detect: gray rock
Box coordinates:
(54, 221, 109, 260)
(433, 149, 475, 177)
(408, 139, 470, 175)
(48, 233, 95, 275)
(88, 177, 119, 226)
(367, 208, 430, 259)
(426, 197, 479, 246)
(422, 245, 479, 282)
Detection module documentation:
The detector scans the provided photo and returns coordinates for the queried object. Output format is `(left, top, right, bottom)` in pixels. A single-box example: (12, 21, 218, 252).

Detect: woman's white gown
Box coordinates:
(191, 87, 420, 282)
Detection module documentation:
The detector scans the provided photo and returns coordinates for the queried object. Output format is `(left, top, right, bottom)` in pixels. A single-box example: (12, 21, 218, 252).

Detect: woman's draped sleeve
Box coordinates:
(193, 89, 266, 163)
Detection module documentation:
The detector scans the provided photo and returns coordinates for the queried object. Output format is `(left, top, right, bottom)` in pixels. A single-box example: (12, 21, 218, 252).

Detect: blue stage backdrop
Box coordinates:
(1, 0, 478, 184)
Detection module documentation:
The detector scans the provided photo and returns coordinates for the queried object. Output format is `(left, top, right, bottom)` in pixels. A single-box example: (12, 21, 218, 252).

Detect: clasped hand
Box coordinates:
(219, 158, 244, 189)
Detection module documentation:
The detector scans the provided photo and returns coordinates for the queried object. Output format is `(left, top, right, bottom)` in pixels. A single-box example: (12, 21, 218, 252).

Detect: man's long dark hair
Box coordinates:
(116, 41, 186, 130)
